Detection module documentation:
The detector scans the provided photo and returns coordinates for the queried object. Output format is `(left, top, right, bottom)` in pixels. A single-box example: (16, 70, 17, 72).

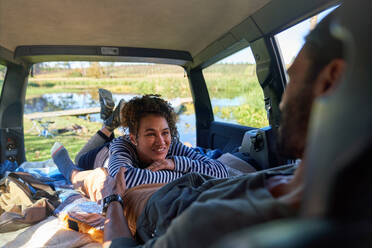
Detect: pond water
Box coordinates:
(25, 93, 244, 146)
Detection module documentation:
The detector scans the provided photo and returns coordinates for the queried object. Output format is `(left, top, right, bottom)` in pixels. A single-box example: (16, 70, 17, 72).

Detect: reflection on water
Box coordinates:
(177, 113, 196, 146)
(24, 93, 98, 113)
(25, 93, 245, 146)
(211, 96, 246, 107)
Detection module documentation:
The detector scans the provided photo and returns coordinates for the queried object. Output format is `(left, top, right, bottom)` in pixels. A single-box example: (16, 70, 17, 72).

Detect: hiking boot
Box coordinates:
(104, 99, 125, 131)
(98, 88, 115, 120)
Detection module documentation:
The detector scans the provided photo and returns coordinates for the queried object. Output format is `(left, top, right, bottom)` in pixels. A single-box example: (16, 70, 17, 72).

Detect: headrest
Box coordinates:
(302, 0, 372, 219)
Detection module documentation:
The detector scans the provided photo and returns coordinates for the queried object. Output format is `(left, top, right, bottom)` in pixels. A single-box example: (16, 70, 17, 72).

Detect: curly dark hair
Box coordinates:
(120, 94, 179, 141)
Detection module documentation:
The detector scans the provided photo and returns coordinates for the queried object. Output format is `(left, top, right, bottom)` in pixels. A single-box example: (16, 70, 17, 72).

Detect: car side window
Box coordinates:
(275, 6, 338, 80)
(203, 47, 268, 128)
(0, 65, 6, 97)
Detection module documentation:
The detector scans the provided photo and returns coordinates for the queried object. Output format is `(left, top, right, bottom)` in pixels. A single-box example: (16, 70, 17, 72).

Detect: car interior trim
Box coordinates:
(14, 46, 193, 66)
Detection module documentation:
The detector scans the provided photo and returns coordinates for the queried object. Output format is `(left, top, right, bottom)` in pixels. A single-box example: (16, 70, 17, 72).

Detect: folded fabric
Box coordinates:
(55, 193, 104, 243)
(1, 216, 100, 248)
(217, 152, 256, 176)
(16, 159, 68, 188)
(57, 166, 165, 240)
(0, 172, 60, 232)
(0, 198, 55, 232)
(55, 177, 165, 240)
(59, 211, 104, 243)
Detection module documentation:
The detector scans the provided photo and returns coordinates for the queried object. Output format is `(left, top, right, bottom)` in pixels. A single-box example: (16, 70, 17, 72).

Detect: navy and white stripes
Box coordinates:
(108, 135, 228, 189)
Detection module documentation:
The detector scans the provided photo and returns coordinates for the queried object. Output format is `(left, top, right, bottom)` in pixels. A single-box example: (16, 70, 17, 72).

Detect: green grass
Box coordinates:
(24, 116, 104, 161)
(27, 64, 258, 100)
(27, 64, 191, 98)
(27, 77, 192, 99)
(214, 104, 268, 128)
(24, 63, 268, 161)
(204, 63, 268, 127)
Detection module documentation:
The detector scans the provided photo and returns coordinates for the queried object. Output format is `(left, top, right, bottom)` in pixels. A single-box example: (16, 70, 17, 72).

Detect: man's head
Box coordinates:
(278, 10, 346, 159)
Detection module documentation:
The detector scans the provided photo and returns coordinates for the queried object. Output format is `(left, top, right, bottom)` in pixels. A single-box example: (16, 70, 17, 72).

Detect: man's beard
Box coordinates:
(277, 79, 316, 159)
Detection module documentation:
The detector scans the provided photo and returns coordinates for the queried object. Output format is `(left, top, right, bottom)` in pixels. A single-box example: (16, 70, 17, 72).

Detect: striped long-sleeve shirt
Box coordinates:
(108, 135, 228, 189)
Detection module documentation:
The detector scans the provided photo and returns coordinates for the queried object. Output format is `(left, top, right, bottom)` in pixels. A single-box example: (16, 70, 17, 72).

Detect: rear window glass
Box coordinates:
(24, 62, 196, 161)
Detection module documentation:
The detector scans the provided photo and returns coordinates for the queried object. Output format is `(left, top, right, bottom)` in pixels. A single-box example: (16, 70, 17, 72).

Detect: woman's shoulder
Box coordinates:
(170, 139, 183, 148)
(113, 134, 130, 142)
(169, 139, 192, 154)
(111, 135, 134, 148)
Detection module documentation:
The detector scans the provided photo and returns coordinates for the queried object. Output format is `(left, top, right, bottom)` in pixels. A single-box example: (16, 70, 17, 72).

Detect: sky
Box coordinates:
(220, 6, 337, 65)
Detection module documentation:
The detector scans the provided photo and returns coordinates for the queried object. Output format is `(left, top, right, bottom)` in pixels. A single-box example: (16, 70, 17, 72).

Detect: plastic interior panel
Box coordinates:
(15, 45, 193, 66)
(0, 63, 28, 164)
(208, 121, 255, 153)
(187, 68, 214, 148)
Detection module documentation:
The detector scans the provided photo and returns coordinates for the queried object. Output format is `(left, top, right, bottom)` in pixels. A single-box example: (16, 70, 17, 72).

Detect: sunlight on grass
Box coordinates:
(204, 64, 268, 127)
(24, 116, 103, 161)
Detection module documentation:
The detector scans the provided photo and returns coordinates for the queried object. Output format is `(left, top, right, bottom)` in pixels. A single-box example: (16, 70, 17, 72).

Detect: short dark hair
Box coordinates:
(120, 94, 179, 141)
(304, 8, 344, 80)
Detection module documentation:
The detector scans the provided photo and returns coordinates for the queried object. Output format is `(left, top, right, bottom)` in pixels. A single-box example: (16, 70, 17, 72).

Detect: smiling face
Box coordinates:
(130, 114, 171, 165)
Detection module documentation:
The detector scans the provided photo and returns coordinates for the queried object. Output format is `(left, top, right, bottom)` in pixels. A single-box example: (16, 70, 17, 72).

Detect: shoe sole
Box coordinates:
(112, 99, 126, 122)
(99, 88, 115, 109)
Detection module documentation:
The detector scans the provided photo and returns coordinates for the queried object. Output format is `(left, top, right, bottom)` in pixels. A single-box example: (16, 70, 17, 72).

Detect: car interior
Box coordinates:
(2, 0, 370, 246)
(0, 0, 339, 170)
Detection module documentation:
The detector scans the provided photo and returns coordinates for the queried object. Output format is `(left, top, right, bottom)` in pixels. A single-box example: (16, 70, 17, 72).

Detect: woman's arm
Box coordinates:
(169, 142, 229, 178)
(108, 136, 186, 189)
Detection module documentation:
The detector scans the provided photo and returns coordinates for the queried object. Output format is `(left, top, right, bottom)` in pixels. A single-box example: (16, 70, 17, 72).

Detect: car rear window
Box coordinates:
(23, 62, 196, 161)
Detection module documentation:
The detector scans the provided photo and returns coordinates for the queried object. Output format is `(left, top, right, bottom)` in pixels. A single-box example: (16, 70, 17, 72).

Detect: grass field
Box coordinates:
(24, 63, 268, 161)
(24, 116, 102, 161)
(27, 64, 191, 98)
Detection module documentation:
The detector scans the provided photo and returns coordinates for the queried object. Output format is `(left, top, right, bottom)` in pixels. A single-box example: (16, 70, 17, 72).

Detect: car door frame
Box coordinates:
(186, 36, 286, 150)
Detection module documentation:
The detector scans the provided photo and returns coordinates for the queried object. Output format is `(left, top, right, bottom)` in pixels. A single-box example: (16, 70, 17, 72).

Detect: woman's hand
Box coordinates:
(100, 167, 127, 203)
(147, 159, 175, 171)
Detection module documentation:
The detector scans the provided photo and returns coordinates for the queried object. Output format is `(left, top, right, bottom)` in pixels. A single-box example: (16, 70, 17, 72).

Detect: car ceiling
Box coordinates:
(0, 0, 338, 68)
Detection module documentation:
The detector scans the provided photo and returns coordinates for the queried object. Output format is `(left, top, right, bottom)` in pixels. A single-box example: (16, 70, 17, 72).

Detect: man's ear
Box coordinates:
(315, 59, 346, 96)
(130, 134, 137, 146)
